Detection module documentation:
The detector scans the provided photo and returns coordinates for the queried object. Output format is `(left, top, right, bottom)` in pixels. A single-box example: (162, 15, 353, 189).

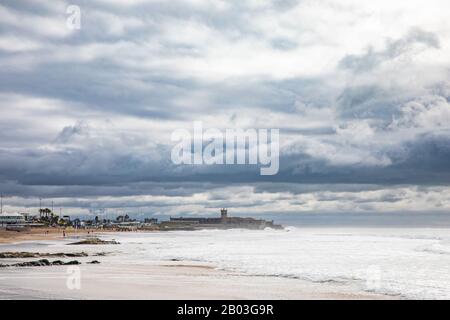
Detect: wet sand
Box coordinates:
(0, 261, 395, 300)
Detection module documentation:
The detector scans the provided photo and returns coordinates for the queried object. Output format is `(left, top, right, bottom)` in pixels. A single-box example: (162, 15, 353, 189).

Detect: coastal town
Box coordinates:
(0, 207, 283, 271)
(0, 207, 283, 234)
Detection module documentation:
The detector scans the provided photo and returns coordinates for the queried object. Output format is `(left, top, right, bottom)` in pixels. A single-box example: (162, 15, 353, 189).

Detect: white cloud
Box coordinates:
(1, 0, 450, 214)
(0, 4, 73, 38)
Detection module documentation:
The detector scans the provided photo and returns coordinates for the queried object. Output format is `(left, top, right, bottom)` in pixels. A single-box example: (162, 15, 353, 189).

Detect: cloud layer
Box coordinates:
(1, 0, 450, 217)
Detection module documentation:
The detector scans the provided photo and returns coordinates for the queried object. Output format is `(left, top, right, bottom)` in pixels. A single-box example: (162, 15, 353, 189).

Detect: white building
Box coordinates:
(0, 212, 26, 226)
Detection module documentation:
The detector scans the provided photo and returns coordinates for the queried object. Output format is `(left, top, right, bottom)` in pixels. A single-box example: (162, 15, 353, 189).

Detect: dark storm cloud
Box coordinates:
(1, 128, 449, 191)
(1, 1, 450, 213)
(336, 85, 403, 121)
(0, 62, 184, 120)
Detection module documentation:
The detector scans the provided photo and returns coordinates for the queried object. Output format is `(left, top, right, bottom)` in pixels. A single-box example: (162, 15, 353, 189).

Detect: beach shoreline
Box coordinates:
(0, 260, 395, 300)
(0, 230, 401, 300)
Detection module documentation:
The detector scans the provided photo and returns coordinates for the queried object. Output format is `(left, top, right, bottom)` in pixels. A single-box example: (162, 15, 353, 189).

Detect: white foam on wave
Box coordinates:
(4, 227, 448, 299)
(108, 227, 450, 299)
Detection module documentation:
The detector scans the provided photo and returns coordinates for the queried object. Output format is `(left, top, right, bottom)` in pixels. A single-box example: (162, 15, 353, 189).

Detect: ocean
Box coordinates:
(109, 226, 450, 299)
(1, 216, 450, 299)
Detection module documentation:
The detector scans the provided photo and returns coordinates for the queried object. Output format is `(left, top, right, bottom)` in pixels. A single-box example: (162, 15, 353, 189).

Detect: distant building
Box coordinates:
(20, 212, 33, 221)
(144, 218, 158, 224)
(116, 214, 133, 223)
(220, 208, 228, 220)
(0, 212, 26, 226)
(167, 209, 283, 230)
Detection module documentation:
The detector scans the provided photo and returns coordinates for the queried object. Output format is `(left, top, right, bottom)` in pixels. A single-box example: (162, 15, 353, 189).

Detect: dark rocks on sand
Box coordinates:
(51, 260, 80, 265)
(0, 252, 89, 259)
(0, 252, 37, 259)
(12, 259, 52, 267)
(64, 252, 89, 257)
(63, 260, 81, 265)
(0, 259, 82, 267)
(68, 238, 120, 245)
(0, 251, 107, 269)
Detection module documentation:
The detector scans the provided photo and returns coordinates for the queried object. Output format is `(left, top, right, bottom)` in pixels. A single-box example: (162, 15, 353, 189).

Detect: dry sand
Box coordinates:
(0, 227, 121, 244)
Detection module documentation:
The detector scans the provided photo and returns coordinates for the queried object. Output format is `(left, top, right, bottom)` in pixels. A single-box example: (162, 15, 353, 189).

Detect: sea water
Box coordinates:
(1, 226, 450, 299)
(110, 227, 450, 299)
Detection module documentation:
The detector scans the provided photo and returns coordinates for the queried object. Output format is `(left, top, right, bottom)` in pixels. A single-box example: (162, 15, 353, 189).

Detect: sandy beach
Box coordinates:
(4, 226, 450, 300)
(0, 229, 405, 300)
(0, 227, 122, 244)
(0, 257, 391, 300)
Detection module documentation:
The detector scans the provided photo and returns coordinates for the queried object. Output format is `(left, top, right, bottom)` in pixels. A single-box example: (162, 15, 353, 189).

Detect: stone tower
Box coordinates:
(220, 208, 228, 220)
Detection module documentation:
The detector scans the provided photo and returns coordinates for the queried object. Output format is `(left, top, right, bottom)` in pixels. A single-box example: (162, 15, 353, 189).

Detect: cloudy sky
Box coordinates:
(1, 0, 450, 218)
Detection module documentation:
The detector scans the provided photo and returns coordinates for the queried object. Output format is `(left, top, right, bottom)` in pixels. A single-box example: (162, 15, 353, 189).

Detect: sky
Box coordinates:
(1, 0, 450, 218)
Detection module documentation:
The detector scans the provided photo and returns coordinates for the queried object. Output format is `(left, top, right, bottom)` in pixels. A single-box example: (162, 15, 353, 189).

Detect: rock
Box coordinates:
(0, 252, 89, 259)
(68, 238, 120, 245)
(64, 252, 88, 257)
(49, 260, 81, 266)
(0, 259, 82, 267)
(63, 260, 81, 265)
(12, 259, 52, 267)
(88, 260, 100, 264)
(0, 259, 83, 268)
(0, 252, 39, 259)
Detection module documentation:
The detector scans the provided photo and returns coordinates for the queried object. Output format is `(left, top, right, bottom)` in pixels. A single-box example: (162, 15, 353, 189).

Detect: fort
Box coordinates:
(160, 208, 283, 231)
